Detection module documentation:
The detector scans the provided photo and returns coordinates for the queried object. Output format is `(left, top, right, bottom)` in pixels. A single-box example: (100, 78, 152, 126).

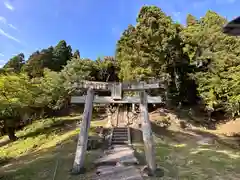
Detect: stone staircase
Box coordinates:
(92, 105, 142, 180)
(111, 127, 130, 145)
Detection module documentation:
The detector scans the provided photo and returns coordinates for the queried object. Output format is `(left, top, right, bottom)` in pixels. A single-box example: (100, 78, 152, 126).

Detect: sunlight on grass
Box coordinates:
(0, 116, 79, 159)
(0, 116, 106, 160)
(190, 148, 240, 159)
(0, 115, 107, 180)
(173, 143, 187, 148)
(17, 115, 81, 137)
(2, 139, 102, 180)
(135, 134, 240, 180)
(38, 129, 79, 150)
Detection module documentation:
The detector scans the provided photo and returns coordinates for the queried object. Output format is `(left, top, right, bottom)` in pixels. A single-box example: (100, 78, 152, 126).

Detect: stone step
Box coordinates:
(111, 127, 130, 145)
(113, 130, 128, 133)
(113, 133, 127, 136)
(112, 135, 128, 140)
(94, 165, 143, 180)
(113, 131, 127, 134)
(112, 138, 128, 142)
(113, 127, 128, 130)
(111, 138, 128, 143)
(112, 140, 128, 143)
(112, 133, 128, 137)
(112, 134, 128, 137)
(94, 145, 139, 167)
(112, 132, 128, 136)
(111, 141, 128, 145)
(112, 133, 127, 136)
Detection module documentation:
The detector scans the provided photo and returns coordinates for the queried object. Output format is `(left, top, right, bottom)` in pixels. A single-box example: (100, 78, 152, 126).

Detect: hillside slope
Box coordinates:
(0, 115, 106, 180)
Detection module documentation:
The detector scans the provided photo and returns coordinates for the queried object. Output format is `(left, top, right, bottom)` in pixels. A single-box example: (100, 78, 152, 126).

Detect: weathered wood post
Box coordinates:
(132, 103, 135, 112)
(140, 90, 156, 174)
(72, 88, 94, 174)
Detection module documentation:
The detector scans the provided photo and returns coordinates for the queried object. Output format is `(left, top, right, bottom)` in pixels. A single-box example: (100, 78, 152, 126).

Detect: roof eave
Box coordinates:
(223, 16, 240, 36)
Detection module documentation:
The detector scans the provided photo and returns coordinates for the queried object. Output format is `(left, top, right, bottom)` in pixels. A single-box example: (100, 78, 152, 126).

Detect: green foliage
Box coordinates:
(181, 11, 240, 115)
(0, 73, 36, 120)
(21, 40, 72, 78)
(52, 40, 72, 71)
(1, 5, 240, 140)
(0, 73, 41, 141)
(39, 69, 67, 110)
(73, 49, 80, 59)
(116, 6, 192, 104)
(94, 56, 119, 82)
(116, 5, 178, 81)
(3, 53, 25, 73)
(61, 57, 95, 95)
(23, 48, 54, 77)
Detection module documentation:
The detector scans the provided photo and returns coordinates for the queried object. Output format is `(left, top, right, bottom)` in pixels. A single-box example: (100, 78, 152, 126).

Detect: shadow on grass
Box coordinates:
(0, 135, 103, 180)
(19, 118, 78, 140)
(18, 115, 108, 139)
(154, 106, 218, 129)
(188, 128, 240, 149)
(150, 122, 197, 143)
(0, 139, 12, 148)
(153, 141, 240, 179)
(0, 116, 80, 149)
(130, 122, 193, 145)
(0, 112, 107, 148)
(150, 115, 240, 150)
(132, 124, 240, 179)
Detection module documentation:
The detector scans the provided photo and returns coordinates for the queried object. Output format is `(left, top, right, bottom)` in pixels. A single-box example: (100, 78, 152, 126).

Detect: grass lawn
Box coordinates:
(0, 115, 107, 180)
(134, 132, 240, 180)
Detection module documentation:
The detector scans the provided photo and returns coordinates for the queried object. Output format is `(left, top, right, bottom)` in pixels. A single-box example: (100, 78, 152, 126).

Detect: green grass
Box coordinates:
(0, 115, 107, 180)
(134, 134, 240, 180)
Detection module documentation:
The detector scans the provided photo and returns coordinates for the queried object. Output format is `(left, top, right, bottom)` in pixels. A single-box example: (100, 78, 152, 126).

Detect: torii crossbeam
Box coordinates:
(71, 80, 164, 103)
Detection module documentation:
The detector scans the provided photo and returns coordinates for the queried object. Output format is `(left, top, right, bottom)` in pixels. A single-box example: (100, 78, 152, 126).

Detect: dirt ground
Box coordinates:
(133, 110, 240, 179)
(216, 119, 240, 136)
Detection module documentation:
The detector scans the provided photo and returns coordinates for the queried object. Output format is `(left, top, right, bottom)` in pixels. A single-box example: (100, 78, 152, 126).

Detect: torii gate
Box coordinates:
(71, 80, 164, 174)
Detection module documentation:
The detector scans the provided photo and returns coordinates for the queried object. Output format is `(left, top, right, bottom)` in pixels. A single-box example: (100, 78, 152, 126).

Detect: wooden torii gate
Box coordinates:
(71, 80, 164, 174)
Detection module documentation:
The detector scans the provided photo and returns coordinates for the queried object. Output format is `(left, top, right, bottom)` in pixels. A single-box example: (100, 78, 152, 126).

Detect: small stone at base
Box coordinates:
(70, 167, 86, 175)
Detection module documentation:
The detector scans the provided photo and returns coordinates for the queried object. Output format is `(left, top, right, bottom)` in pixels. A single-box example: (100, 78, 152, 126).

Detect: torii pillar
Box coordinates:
(140, 91, 156, 174)
(72, 88, 94, 174)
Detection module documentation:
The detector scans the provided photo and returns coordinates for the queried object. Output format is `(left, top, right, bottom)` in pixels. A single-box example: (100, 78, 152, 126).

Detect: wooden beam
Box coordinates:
(71, 96, 163, 104)
(72, 80, 165, 91)
(223, 17, 240, 36)
(140, 91, 156, 175)
(72, 88, 94, 174)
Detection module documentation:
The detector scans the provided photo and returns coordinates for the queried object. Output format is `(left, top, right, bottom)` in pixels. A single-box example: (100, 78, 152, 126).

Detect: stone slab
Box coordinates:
(94, 145, 138, 165)
(94, 165, 143, 180)
(93, 145, 142, 180)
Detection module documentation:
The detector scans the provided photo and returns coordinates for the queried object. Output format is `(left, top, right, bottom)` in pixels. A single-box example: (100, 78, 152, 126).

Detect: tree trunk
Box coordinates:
(6, 127, 17, 141)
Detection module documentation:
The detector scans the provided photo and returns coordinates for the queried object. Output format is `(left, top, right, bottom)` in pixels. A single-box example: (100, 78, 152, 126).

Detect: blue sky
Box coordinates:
(0, 0, 239, 67)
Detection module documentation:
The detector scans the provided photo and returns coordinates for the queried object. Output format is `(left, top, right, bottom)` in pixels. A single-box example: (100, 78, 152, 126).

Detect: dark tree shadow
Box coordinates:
(151, 106, 218, 129)
(187, 128, 240, 149)
(0, 112, 107, 148)
(0, 139, 11, 148)
(130, 122, 198, 146)
(150, 121, 197, 143)
(19, 118, 78, 140)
